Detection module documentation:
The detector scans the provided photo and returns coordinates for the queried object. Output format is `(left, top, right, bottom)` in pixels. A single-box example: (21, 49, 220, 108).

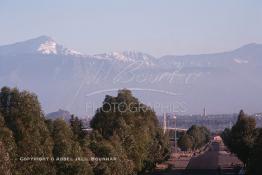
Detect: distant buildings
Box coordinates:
(213, 136, 222, 142)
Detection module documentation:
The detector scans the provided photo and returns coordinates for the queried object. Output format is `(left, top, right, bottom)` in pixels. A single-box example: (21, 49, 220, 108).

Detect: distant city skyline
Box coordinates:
(1, 0, 262, 56)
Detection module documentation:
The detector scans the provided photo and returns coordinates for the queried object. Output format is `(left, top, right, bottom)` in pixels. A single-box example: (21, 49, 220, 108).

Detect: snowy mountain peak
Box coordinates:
(94, 50, 156, 65)
(34, 36, 83, 56)
(121, 50, 155, 60)
(37, 40, 58, 55)
(0, 35, 83, 57)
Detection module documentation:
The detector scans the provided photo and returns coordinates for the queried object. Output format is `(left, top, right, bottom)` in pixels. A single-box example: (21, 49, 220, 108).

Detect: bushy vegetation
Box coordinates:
(0, 87, 170, 175)
(0, 87, 56, 174)
(221, 110, 262, 175)
(177, 125, 211, 151)
(90, 89, 171, 174)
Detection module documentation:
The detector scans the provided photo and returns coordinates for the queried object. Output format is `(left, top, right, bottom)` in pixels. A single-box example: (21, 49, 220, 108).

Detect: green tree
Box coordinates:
(52, 119, 93, 175)
(0, 114, 16, 174)
(248, 128, 262, 175)
(221, 128, 231, 149)
(229, 110, 256, 167)
(0, 141, 12, 175)
(90, 89, 171, 174)
(186, 125, 211, 149)
(70, 115, 86, 144)
(69, 115, 95, 165)
(0, 87, 55, 174)
(89, 132, 134, 175)
(221, 110, 256, 170)
(178, 134, 194, 151)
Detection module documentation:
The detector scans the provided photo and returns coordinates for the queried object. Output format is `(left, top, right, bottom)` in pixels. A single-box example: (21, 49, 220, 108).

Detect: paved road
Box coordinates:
(152, 140, 243, 175)
(184, 140, 242, 175)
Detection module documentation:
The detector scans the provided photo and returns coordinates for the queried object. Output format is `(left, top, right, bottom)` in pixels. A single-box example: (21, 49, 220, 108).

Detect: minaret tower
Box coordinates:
(203, 107, 207, 117)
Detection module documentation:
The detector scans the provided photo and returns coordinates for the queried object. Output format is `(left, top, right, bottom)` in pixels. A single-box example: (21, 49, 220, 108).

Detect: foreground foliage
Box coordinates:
(0, 87, 170, 175)
(221, 110, 262, 175)
(90, 89, 171, 174)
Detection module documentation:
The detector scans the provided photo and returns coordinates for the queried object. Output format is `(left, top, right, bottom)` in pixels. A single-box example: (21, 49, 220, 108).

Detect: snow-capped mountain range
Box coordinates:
(0, 35, 156, 62)
(0, 36, 262, 115)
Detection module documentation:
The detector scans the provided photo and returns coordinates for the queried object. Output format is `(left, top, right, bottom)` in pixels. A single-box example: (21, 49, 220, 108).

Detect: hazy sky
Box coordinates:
(0, 0, 262, 56)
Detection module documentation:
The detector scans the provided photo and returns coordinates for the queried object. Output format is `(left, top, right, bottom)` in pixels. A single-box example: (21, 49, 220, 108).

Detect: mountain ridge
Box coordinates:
(1, 35, 261, 61)
(1, 36, 262, 115)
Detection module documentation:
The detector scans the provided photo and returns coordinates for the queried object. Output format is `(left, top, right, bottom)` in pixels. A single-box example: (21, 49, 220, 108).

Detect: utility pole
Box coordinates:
(174, 113, 177, 154)
(163, 113, 167, 134)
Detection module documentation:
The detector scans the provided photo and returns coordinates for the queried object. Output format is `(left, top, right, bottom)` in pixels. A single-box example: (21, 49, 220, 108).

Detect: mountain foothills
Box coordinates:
(0, 87, 170, 175)
(0, 36, 262, 115)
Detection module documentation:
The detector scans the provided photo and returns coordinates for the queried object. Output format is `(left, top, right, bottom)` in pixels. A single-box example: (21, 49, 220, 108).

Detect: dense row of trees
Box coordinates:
(0, 87, 170, 175)
(177, 125, 211, 151)
(221, 110, 262, 175)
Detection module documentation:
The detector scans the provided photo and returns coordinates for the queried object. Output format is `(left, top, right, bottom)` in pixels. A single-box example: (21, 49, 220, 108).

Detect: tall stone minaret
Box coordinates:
(203, 107, 207, 117)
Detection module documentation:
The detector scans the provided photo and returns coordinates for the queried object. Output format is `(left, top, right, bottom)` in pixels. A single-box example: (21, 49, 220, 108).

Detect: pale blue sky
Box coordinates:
(0, 0, 262, 56)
